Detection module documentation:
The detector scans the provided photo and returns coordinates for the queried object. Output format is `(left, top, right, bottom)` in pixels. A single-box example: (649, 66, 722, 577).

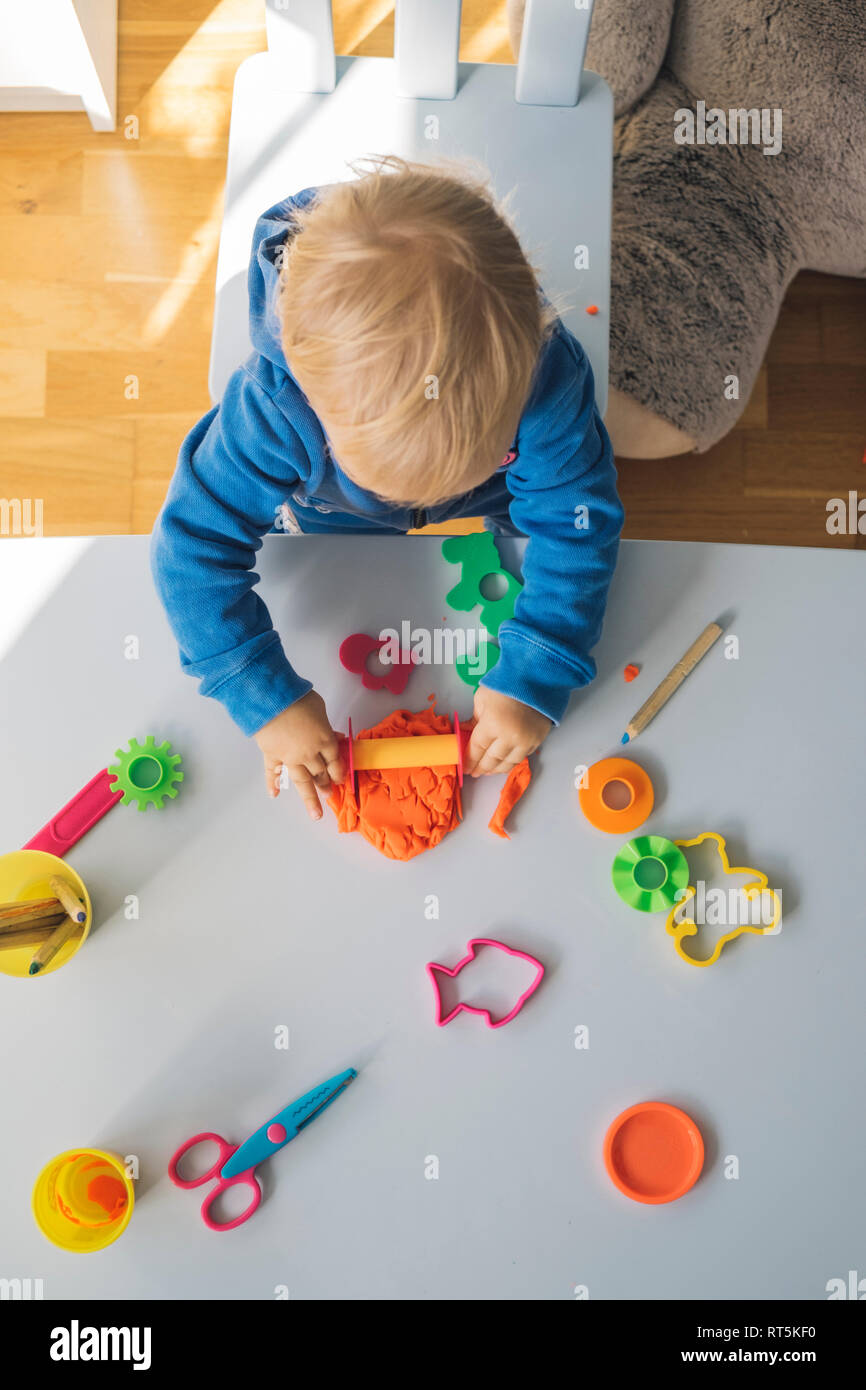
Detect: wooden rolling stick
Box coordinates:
(339, 713, 468, 799)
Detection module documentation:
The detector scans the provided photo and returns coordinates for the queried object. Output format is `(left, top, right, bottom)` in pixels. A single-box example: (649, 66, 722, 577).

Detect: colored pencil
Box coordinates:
(0, 897, 63, 926)
(29, 915, 82, 975)
(0, 921, 64, 952)
(48, 875, 87, 923)
(0, 911, 66, 936)
(621, 621, 723, 744)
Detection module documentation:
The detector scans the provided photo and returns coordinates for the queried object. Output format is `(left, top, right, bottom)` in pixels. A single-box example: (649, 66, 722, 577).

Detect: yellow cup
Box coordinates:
(0, 850, 91, 979)
(32, 1148, 134, 1253)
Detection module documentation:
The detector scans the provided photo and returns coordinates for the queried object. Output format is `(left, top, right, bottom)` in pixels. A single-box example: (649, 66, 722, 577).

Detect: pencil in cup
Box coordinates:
(29, 914, 83, 975)
(0, 896, 64, 928)
(48, 875, 87, 923)
(0, 918, 67, 952)
(622, 622, 723, 744)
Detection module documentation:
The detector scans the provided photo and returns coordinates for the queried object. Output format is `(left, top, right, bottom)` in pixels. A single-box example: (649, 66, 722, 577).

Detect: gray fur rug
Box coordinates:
(518, 0, 866, 448)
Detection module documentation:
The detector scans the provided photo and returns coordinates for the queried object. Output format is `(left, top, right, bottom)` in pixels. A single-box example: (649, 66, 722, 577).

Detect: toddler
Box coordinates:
(151, 159, 623, 818)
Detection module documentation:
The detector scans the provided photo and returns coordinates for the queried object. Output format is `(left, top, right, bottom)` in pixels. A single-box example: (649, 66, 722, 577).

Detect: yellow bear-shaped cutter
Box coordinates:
(665, 831, 782, 967)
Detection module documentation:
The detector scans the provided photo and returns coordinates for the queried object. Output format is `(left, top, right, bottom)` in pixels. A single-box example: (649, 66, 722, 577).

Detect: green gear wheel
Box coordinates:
(108, 736, 184, 811)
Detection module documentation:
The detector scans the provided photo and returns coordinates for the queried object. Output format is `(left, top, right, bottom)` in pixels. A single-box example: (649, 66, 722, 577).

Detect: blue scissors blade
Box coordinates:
(221, 1068, 357, 1179)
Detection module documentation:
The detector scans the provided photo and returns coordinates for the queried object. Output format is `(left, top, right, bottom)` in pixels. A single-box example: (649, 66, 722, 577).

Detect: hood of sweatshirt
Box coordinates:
(246, 187, 322, 370)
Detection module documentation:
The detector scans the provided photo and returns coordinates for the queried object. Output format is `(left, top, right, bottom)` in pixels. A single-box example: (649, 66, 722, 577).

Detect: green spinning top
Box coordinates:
(612, 835, 690, 913)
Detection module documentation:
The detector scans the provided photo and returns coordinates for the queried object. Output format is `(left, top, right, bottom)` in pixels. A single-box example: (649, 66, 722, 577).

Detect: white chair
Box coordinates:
(0, 0, 116, 131)
(209, 0, 611, 407)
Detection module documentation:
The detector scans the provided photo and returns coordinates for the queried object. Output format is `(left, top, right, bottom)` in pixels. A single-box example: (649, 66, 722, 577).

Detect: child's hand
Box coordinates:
(465, 687, 551, 777)
(254, 691, 345, 820)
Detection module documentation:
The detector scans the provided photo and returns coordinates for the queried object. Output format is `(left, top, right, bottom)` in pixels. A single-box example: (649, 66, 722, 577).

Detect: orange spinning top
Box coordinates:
(578, 757, 654, 834)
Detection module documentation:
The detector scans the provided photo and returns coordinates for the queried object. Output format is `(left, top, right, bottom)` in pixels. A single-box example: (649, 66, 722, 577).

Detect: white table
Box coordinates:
(0, 535, 863, 1299)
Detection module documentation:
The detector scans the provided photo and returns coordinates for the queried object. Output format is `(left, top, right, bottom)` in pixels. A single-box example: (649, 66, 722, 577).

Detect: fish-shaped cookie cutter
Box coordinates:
(425, 937, 545, 1028)
(665, 831, 782, 967)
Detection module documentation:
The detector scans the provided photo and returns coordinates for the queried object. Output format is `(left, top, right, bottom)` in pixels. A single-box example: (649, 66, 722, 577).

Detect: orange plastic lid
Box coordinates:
(578, 757, 654, 834)
(604, 1102, 704, 1204)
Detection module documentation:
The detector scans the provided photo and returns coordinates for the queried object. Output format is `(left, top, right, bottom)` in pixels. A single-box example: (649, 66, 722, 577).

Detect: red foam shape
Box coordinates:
(339, 632, 414, 695)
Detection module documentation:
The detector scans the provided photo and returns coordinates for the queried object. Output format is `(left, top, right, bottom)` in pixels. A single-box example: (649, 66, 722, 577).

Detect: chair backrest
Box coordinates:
(263, 0, 596, 105)
(264, 0, 336, 91)
(516, 0, 594, 106)
(394, 0, 463, 100)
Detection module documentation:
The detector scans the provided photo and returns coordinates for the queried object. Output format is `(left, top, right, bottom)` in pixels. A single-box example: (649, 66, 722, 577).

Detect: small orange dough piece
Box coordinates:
(623, 662, 640, 682)
(487, 758, 532, 840)
(328, 707, 463, 861)
(585, 304, 599, 315)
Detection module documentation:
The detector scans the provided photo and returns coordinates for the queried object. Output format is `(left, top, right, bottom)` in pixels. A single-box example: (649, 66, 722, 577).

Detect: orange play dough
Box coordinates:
(87, 1175, 128, 1221)
(487, 758, 532, 839)
(328, 707, 532, 860)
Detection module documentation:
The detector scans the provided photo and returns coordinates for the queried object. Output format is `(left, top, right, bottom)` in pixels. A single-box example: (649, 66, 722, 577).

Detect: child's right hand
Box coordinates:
(254, 691, 345, 820)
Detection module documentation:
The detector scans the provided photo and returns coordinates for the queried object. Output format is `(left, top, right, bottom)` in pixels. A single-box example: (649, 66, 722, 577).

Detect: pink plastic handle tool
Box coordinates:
(346, 716, 357, 801)
(168, 1132, 262, 1233)
(23, 768, 123, 858)
(454, 713, 464, 788)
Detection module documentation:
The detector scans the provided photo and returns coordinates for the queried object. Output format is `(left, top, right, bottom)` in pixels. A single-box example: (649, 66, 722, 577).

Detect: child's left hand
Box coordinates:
(465, 686, 551, 777)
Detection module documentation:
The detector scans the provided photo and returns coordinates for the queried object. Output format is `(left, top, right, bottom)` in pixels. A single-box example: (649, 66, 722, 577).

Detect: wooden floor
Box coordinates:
(0, 1, 863, 549)
(617, 272, 866, 552)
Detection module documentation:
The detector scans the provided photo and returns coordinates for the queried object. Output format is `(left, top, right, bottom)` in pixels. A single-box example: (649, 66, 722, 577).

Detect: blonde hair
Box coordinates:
(277, 158, 553, 507)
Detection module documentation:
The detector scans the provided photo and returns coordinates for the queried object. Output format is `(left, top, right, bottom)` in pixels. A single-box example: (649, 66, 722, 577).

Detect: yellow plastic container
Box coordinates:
(0, 850, 91, 979)
(32, 1148, 134, 1253)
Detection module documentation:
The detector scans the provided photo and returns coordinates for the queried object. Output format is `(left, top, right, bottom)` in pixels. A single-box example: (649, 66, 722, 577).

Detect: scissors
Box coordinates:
(168, 1068, 357, 1231)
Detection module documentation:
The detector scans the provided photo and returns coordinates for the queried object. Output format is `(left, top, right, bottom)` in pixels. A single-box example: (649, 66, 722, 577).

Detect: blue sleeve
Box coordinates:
(480, 329, 624, 725)
(150, 367, 313, 736)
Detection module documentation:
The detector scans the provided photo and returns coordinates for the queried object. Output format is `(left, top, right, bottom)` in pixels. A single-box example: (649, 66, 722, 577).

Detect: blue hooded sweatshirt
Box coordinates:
(151, 188, 623, 736)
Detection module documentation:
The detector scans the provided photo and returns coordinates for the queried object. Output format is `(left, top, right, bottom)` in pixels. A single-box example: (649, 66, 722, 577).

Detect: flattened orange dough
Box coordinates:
(328, 708, 532, 859)
(328, 707, 462, 861)
(487, 758, 532, 839)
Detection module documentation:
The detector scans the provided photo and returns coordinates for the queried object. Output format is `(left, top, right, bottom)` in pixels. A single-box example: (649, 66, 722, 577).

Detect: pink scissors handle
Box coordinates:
(168, 1132, 262, 1232)
(198, 1169, 262, 1232)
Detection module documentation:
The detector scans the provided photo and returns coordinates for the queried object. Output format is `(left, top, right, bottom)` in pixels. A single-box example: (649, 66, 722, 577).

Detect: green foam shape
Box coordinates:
(455, 641, 500, 689)
(611, 835, 690, 913)
(441, 533, 523, 638)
